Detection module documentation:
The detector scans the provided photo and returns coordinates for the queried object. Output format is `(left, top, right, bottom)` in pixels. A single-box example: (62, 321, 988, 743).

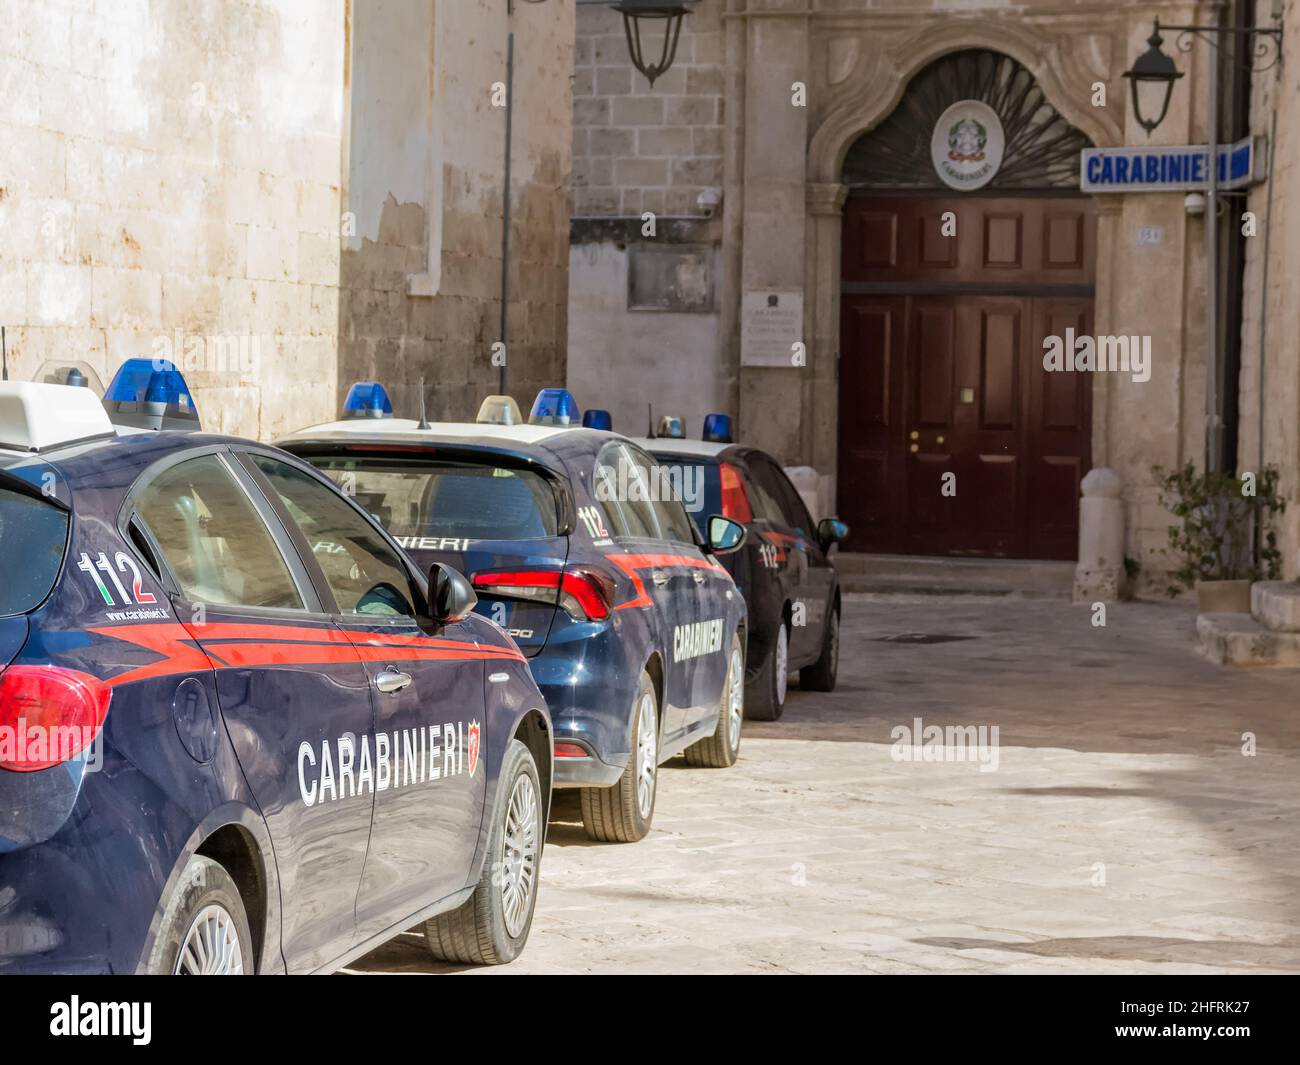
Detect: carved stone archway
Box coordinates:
(799, 17, 1126, 501)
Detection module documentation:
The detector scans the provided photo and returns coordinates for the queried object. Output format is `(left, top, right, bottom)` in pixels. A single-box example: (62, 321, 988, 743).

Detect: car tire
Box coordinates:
(684, 634, 744, 768)
(146, 854, 253, 974)
(800, 605, 839, 693)
(580, 671, 658, 843)
(745, 619, 788, 721)
(425, 738, 543, 965)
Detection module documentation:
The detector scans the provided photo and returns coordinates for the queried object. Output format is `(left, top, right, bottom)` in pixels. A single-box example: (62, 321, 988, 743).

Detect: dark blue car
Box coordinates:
(641, 429, 847, 721)
(0, 370, 552, 974)
(277, 386, 748, 843)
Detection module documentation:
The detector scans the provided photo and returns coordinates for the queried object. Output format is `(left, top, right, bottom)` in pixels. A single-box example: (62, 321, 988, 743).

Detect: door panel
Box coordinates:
(132, 451, 375, 971)
(839, 195, 1094, 559)
(341, 616, 488, 934)
(1028, 300, 1093, 559)
(837, 298, 904, 550)
(240, 451, 491, 933)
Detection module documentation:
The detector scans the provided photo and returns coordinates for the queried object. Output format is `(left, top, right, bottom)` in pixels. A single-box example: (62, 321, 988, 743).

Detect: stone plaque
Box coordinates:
(741, 290, 803, 367)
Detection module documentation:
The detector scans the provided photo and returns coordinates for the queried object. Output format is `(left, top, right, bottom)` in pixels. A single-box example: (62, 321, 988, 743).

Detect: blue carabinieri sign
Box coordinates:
(1080, 137, 1264, 193)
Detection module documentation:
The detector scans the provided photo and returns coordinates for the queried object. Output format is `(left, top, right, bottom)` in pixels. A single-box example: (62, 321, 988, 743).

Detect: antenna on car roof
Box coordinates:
(1, 326, 8, 381)
(646, 402, 654, 439)
(417, 376, 431, 430)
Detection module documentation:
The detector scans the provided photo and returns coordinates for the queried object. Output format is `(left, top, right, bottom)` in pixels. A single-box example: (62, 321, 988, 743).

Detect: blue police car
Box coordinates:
(0, 363, 551, 973)
(637, 414, 848, 722)
(277, 385, 748, 844)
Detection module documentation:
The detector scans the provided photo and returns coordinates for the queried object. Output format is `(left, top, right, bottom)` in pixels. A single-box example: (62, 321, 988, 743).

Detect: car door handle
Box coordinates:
(652, 571, 670, 587)
(374, 667, 412, 694)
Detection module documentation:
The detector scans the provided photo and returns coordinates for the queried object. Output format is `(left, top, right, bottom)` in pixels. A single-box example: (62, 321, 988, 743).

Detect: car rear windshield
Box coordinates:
(0, 485, 70, 615)
(306, 456, 559, 541)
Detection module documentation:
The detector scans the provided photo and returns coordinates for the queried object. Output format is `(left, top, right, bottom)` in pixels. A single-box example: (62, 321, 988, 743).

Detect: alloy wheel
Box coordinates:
(175, 904, 244, 975)
(500, 772, 540, 938)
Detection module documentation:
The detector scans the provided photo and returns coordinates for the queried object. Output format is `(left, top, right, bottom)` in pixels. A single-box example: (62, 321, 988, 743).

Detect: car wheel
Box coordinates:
(745, 619, 788, 721)
(580, 670, 657, 842)
(425, 738, 543, 965)
(800, 605, 839, 693)
(684, 634, 744, 768)
(146, 855, 252, 975)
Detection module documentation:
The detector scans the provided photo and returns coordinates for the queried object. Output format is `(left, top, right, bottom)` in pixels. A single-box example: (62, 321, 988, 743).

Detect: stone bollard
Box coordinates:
(1073, 468, 1125, 603)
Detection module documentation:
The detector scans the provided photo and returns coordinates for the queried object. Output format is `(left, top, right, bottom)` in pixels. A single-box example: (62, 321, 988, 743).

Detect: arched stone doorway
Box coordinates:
(832, 49, 1098, 559)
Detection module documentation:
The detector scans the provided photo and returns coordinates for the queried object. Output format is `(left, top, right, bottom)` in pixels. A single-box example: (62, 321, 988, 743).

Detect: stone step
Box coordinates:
(1196, 612, 1300, 668)
(1251, 581, 1300, 633)
(834, 552, 1074, 599)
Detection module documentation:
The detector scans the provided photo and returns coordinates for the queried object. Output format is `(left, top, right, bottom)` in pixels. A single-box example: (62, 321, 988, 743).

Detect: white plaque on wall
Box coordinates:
(741, 290, 804, 367)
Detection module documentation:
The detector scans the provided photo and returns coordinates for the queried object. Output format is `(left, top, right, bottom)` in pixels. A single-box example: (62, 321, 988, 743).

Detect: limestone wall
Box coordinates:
(1238, 0, 1300, 579)
(342, 0, 573, 425)
(0, 0, 347, 439)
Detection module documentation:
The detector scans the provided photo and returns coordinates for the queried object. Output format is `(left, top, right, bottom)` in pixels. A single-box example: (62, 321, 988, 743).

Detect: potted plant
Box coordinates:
(1154, 463, 1286, 613)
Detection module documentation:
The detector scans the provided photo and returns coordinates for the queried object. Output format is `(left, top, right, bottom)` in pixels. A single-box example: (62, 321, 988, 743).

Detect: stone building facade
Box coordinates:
(1, 0, 573, 439)
(568, 0, 1300, 585)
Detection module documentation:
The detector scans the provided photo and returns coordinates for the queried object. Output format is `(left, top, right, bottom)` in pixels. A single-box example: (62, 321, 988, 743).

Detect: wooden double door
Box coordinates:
(837, 195, 1096, 560)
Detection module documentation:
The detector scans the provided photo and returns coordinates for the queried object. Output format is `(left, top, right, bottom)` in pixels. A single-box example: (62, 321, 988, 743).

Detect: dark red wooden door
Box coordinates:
(838, 196, 1095, 560)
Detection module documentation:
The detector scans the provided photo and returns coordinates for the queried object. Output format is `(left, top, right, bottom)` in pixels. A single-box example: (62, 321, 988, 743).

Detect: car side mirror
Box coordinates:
(817, 517, 849, 552)
(428, 562, 477, 623)
(706, 515, 746, 554)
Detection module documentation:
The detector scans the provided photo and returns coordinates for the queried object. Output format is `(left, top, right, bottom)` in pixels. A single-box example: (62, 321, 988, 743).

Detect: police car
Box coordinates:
(636, 413, 847, 721)
(276, 385, 748, 844)
(0, 362, 551, 973)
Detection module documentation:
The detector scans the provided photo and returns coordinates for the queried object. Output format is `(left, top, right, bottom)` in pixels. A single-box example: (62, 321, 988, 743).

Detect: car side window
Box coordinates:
(249, 455, 417, 619)
(136, 453, 305, 611)
(635, 451, 696, 545)
(593, 443, 660, 541)
(768, 461, 813, 537)
(743, 457, 788, 526)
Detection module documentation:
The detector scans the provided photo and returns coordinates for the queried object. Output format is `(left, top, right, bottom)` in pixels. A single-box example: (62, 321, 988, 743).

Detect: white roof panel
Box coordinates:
(278, 417, 574, 448)
(0, 382, 115, 452)
(631, 436, 729, 459)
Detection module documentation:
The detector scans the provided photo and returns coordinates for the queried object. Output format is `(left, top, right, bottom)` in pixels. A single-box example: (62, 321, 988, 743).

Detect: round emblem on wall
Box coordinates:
(930, 100, 1005, 191)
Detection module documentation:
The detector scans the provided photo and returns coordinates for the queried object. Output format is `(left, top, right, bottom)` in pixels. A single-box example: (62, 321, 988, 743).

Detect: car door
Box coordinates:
(239, 451, 488, 936)
(593, 441, 695, 746)
(645, 461, 728, 734)
(130, 448, 375, 973)
(769, 461, 834, 663)
(745, 453, 817, 662)
(763, 457, 831, 664)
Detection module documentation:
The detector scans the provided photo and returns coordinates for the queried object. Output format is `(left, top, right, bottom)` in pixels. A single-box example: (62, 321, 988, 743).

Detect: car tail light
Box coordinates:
(720, 462, 753, 524)
(553, 742, 588, 758)
(472, 567, 615, 622)
(0, 665, 112, 772)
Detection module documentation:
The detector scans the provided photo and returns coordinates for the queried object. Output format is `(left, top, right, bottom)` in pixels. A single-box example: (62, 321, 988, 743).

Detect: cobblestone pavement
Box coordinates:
(349, 593, 1300, 975)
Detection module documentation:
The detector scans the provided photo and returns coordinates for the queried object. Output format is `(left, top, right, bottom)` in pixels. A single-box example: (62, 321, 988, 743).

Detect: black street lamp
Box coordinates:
(611, 1, 693, 87)
(1122, 21, 1183, 136)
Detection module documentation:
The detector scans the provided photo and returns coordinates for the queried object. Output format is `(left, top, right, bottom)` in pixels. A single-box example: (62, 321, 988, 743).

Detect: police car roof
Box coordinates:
(0, 381, 119, 454)
(632, 436, 731, 460)
(277, 418, 596, 449)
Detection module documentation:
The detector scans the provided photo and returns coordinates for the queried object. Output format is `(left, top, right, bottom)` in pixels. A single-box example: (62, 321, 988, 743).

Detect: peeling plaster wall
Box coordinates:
(568, 0, 727, 429)
(0, 0, 346, 440)
(342, 0, 574, 423)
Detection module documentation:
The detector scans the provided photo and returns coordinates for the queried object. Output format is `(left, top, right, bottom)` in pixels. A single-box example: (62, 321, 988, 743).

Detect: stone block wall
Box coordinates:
(0, 0, 346, 440)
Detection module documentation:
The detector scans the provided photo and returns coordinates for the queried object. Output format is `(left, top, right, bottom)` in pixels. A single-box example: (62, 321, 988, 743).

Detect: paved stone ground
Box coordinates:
(348, 593, 1300, 974)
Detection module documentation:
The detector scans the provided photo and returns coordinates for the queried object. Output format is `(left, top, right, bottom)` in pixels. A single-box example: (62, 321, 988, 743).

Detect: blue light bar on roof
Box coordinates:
(529, 388, 580, 427)
(103, 358, 201, 432)
(702, 412, 732, 443)
(343, 382, 394, 419)
(583, 408, 612, 431)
